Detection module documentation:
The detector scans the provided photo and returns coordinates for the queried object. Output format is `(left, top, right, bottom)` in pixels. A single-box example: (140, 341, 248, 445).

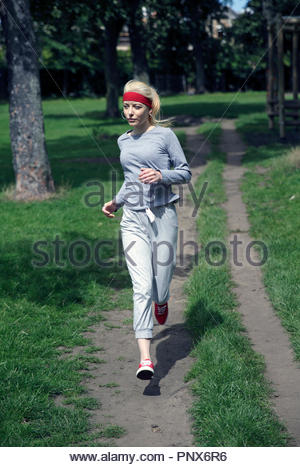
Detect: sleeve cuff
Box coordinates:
(112, 198, 122, 211)
(158, 169, 171, 185)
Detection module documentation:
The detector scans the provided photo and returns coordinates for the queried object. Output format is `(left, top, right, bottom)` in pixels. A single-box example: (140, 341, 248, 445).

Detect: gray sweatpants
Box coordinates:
(120, 203, 178, 339)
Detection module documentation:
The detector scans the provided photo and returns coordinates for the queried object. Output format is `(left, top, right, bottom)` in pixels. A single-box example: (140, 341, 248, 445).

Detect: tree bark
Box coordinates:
(127, 0, 149, 83)
(193, 39, 206, 94)
(63, 68, 69, 96)
(0, 0, 55, 201)
(188, 2, 206, 94)
(103, 17, 124, 118)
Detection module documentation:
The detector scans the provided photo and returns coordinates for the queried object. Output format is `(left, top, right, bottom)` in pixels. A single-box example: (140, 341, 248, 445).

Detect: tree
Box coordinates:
(0, 0, 55, 201)
(144, 0, 225, 93)
(144, 0, 193, 92)
(265, 0, 300, 15)
(124, 0, 150, 83)
(185, 1, 207, 93)
(31, 0, 125, 111)
(103, 15, 125, 116)
(96, 1, 126, 117)
(222, 0, 300, 92)
(217, 0, 267, 91)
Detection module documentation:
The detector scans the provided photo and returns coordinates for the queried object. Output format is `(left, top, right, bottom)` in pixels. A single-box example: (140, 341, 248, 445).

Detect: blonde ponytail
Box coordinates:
(123, 80, 174, 127)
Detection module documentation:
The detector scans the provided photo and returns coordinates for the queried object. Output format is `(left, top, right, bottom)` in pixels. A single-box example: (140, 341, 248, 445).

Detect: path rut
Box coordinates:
(220, 119, 300, 446)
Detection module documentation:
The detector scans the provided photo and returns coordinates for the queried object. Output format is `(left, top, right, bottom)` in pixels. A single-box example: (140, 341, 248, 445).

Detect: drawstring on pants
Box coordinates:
(145, 207, 155, 223)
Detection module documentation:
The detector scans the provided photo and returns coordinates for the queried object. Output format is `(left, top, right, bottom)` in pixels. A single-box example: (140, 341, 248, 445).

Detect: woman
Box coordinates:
(102, 80, 192, 380)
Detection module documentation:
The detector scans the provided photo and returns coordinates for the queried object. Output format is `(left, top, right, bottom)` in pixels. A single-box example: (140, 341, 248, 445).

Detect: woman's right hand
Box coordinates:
(102, 200, 117, 218)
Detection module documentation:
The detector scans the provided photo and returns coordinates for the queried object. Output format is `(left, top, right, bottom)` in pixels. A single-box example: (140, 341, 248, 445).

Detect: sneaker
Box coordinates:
(136, 359, 154, 380)
(154, 302, 168, 325)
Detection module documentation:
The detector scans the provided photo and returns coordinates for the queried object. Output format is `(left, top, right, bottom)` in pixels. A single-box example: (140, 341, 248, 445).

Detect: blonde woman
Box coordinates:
(102, 80, 192, 380)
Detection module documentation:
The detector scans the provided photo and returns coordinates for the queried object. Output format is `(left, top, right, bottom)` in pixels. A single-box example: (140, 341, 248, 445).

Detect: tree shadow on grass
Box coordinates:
(163, 101, 266, 120)
(50, 160, 123, 191)
(44, 111, 126, 129)
(0, 234, 131, 309)
(237, 113, 300, 148)
(0, 162, 123, 196)
(0, 133, 124, 192)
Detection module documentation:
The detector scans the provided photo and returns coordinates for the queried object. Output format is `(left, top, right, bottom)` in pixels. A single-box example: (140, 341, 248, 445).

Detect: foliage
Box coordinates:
(215, 0, 267, 91)
(31, 1, 99, 71)
(212, 0, 300, 91)
(3, 0, 300, 97)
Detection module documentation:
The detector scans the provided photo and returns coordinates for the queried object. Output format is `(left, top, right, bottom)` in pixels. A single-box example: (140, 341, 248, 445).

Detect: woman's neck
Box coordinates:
(131, 122, 154, 136)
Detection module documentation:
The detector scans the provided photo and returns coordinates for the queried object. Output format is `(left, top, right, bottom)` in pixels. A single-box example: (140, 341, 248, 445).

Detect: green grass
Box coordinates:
(197, 121, 223, 161)
(93, 424, 126, 439)
(183, 131, 289, 446)
(99, 382, 119, 388)
(197, 121, 222, 144)
(236, 114, 300, 361)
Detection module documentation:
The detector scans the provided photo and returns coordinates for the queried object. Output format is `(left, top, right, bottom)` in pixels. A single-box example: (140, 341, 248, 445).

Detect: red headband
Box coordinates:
(123, 91, 152, 108)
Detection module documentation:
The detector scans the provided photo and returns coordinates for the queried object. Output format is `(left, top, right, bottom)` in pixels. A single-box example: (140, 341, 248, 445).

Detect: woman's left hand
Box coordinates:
(138, 168, 162, 184)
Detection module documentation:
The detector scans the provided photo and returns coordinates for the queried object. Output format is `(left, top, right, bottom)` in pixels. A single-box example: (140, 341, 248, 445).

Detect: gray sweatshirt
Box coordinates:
(113, 125, 192, 211)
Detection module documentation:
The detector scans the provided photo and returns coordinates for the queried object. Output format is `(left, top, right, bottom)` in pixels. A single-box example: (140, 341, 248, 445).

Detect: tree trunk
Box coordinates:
(103, 17, 124, 118)
(188, 2, 206, 95)
(63, 68, 68, 96)
(193, 39, 206, 94)
(0, 0, 55, 201)
(127, 0, 149, 83)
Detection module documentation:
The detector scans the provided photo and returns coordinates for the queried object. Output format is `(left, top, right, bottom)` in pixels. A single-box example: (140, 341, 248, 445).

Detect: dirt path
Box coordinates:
(220, 119, 300, 446)
(73, 123, 210, 447)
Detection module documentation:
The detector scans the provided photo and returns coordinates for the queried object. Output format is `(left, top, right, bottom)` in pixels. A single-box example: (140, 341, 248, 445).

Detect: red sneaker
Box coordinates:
(154, 302, 168, 325)
(136, 359, 154, 380)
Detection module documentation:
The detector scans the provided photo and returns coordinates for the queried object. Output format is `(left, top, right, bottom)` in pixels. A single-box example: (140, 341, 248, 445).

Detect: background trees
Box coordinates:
(1, 0, 300, 200)
(2, 0, 300, 99)
(0, 0, 245, 99)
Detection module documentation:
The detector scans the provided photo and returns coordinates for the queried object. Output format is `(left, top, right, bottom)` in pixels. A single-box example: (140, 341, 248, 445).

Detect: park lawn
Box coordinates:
(184, 123, 289, 446)
(236, 113, 300, 361)
(0, 91, 296, 446)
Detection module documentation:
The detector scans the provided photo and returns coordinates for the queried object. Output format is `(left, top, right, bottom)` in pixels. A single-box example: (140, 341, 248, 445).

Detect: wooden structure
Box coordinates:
(267, 16, 300, 138)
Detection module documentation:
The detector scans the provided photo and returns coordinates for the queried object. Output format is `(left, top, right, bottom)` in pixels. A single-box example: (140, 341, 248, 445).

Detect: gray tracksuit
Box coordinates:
(114, 125, 192, 338)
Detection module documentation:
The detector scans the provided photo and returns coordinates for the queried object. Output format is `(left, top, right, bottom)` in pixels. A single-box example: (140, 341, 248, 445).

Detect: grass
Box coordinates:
(99, 382, 120, 388)
(183, 129, 289, 446)
(197, 121, 223, 161)
(93, 424, 126, 438)
(236, 113, 300, 361)
(197, 120, 222, 146)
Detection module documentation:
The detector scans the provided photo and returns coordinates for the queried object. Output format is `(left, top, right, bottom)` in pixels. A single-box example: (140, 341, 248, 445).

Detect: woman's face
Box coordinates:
(123, 101, 151, 128)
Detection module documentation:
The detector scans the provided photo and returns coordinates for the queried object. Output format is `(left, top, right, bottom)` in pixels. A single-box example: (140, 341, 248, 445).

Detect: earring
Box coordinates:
(121, 111, 127, 120)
